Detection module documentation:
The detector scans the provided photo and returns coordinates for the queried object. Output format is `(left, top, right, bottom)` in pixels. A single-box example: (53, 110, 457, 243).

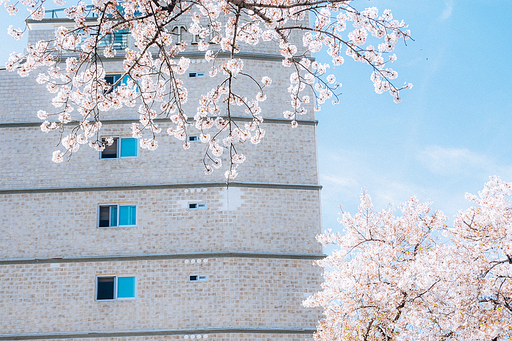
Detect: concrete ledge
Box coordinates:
(0, 251, 326, 265)
(0, 181, 322, 195)
(0, 327, 317, 340)
(0, 117, 318, 128)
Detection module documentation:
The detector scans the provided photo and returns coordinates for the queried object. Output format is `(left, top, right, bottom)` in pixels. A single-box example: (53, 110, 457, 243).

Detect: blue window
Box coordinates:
(99, 205, 137, 227)
(120, 138, 137, 157)
(96, 276, 136, 301)
(117, 276, 136, 298)
(118, 205, 137, 226)
(101, 137, 138, 159)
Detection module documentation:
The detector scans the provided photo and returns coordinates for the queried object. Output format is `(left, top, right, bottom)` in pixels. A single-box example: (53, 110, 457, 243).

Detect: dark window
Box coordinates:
(97, 276, 115, 300)
(104, 74, 122, 94)
(99, 205, 115, 227)
(101, 138, 119, 158)
(105, 74, 121, 86)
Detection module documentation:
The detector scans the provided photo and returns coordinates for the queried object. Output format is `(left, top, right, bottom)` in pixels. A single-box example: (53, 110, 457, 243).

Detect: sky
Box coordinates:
(316, 0, 512, 233)
(0, 0, 511, 235)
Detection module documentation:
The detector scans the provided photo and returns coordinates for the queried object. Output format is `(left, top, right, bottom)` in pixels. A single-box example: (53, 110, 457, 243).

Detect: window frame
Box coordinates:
(96, 275, 137, 301)
(100, 137, 139, 159)
(105, 74, 140, 93)
(103, 74, 128, 94)
(189, 275, 208, 282)
(98, 204, 138, 228)
(105, 74, 123, 86)
(99, 30, 130, 50)
(188, 72, 206, 78)
(188, 202, 207, 210)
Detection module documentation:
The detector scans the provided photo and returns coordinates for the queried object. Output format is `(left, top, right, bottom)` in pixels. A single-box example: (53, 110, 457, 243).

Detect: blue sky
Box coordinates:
(317, 0, 512, 232)
(1, 1, 511, 234)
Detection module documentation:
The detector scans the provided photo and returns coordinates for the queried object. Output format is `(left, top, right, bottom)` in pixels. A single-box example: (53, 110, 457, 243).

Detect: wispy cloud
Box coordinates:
(418, 145, 488, 176)
(320, 150, 435, 214)
(321, 174, 358, 188)
(439, 0, 454, 21)
(417, 145, 512, 179)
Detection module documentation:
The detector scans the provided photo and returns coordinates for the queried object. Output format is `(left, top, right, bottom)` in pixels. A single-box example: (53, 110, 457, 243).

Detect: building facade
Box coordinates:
(0, 9, 324, 341)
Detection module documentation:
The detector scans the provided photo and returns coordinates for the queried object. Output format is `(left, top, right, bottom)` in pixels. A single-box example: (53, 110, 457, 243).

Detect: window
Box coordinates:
(188, 135, 199, 142)
(98, 205, 137, 227)
(105, 74, 139, 94)
(104, 74, 130, 94)
(188, 202, 206, 210)
(100, 137, 138, 159)
(188, 72, 205, 78)
(96, 275, 136, 300)
(105, 74, 123, 86)
(189, 275, 208, 282)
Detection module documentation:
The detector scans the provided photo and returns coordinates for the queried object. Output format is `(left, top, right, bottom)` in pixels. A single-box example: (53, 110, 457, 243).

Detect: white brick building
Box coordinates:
(0, 9, 324, 341)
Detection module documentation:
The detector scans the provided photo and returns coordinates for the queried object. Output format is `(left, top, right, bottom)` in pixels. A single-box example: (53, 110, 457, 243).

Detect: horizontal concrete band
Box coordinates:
(0, 181, 322, 195)
(0, 251, 326, 266)
(0, 327, 317, 340)
(1, 33, 314, 62)
(0, 117, 318, 129)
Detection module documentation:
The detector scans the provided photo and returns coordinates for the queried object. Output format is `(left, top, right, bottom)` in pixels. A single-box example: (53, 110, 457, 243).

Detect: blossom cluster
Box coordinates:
(4, 0, 411, 176)
(306, 177, 512, 340)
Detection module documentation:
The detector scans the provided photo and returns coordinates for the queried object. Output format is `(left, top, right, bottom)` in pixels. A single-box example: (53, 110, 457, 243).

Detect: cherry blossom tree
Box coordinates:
(305, 176, 512, 341)
(3, 0, 411, 177)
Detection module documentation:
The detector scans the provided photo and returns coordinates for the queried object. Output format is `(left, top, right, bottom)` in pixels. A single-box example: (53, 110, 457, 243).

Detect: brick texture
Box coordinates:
(1, 258, 322, 334)
(0, 122, 318, 189)
(1, 187, 322, 258)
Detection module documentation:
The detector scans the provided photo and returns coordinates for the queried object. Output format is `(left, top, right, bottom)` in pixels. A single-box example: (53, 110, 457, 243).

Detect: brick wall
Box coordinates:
(1, 187, 322, 259)
(1, 258, 322, 334)
(0, 122, 319, 189)
(0, 57, 315, 124)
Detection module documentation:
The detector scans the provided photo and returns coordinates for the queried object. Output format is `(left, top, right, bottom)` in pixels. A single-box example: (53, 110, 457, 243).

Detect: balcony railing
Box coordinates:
(98, 31, 130, 50)
(44, 5, 98, 19)
(44, 7, 130, 50)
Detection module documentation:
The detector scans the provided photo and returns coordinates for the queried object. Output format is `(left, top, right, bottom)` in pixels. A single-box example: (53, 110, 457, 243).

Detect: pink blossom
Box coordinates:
(7, 25, 23, 40)
(3, 0, 412, 175)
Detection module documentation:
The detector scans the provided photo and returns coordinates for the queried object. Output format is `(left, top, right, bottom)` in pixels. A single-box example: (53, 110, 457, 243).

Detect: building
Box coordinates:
(0, 8, 324, 341)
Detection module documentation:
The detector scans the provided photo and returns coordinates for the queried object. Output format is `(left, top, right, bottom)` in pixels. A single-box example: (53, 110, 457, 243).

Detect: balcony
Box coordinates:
(98, 31, 130, 50)
(44, 5, 98, 19)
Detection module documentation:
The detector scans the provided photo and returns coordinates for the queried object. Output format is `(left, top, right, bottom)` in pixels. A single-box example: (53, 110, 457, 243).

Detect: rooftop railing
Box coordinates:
(44, 5, 98, 19)
(98, 31, 130, 50)
(43, 7, 130, 50)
